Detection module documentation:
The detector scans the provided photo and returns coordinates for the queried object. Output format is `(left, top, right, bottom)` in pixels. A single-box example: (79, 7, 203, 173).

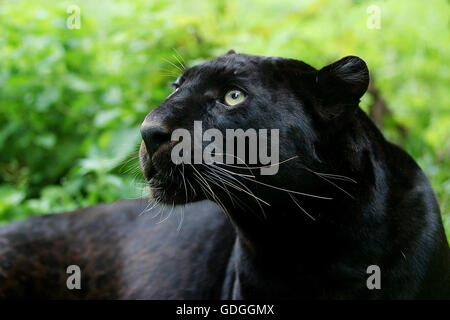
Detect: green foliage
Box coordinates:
(0, 0, 448, 241)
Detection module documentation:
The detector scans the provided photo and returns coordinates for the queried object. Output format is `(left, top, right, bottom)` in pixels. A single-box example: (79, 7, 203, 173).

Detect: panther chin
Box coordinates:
(147, 175, 189, 205)
(139, 141, 202, 205)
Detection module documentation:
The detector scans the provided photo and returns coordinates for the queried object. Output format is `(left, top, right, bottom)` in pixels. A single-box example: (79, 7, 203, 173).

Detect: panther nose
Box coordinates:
(140, 125, 171, 157)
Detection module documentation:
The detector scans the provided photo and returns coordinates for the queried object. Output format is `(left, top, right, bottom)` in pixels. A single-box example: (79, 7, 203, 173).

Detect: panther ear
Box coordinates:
(226, 49, 236, 55)
(316, 56, 369, 119)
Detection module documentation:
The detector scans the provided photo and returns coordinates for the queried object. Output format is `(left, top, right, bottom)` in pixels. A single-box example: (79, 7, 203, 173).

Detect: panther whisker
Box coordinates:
(213, 153, 256, 176)
(122, 164, 143, 176)
(315, 173, 355, 199)
(203, 168, 257, 214)
(139, 199, 156, 217)
(186, 177, 197, 198)
(196, 175, 232, 220)
(205, 165, 270, 206)
(180, 163, 189, 204)
(156, 65, 179, 73)
(130, 171, 148, 198)
(207, 162, 328, 201)
(300, 165, 356, 198)
(205, 164, 268, 219)
(163, 58, 183, 72)
(214, 155, 299, 170)
(206, 153, 269, 220)
(139, 194, 161, 217)
(237, 174, 333, 200)
(172, 54, 186, 70)
(299, 165, 357, 184)
(203, 173, 261, 218)
(314, 172, 357, 184)
(147, 201, 162, 219)
(289, 194, 316, 221)
(177, 204, 185, 232)
(150, 191, 166, 219)
(209, 164, 255, 178)
(155, 67, 179, 78)
(172, 48, 186, 66)
(190, 164, 232, 219)
(118, 153, 140, 173)
(203, 168, 237, 207)
(160, 73, 179, 78)
(156, 201, 175, 225)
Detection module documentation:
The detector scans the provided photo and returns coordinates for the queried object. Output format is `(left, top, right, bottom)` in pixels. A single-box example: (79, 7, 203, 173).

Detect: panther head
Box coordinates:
(139, 51, 370, 228)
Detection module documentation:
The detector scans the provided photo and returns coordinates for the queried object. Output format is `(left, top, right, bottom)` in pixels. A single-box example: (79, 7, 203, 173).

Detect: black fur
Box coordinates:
(0, 52, 449, 299)
(0, 200, 234, 299)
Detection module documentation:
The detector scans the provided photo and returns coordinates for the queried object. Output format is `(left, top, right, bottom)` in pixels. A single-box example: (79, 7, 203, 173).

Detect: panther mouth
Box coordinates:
(139, 141, 201, 205)
(146, 168, 191, 205)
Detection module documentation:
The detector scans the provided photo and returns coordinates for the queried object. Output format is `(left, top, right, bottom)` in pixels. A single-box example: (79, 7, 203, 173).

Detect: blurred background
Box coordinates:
(0, 0, 448, 241)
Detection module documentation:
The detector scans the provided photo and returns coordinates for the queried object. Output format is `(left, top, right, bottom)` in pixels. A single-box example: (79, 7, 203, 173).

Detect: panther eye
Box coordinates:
(224, 89, 246, 106)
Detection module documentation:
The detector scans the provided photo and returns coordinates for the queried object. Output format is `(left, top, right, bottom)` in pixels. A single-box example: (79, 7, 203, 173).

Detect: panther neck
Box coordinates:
(220, 158, 382, 299)
(218, 117, 386, 299)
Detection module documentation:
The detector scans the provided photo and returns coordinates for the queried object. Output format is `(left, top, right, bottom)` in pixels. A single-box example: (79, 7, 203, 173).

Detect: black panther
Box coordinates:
(0, 51, 448, 299)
